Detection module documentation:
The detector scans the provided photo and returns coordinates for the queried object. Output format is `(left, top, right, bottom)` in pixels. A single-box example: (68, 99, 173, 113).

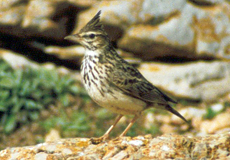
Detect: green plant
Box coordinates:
(224, 101, 230, 108)
(0, 59, 80, 133)
(40, 110, 91, 137)
(144, 124, 161, 135)
(203, 107, 220, 120)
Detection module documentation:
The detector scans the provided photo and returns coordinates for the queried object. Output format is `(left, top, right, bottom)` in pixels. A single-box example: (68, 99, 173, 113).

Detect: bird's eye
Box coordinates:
(89, 34, 95, 39)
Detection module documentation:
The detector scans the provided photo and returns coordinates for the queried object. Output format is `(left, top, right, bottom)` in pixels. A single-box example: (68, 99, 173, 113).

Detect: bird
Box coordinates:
(65, 10, 187, 141)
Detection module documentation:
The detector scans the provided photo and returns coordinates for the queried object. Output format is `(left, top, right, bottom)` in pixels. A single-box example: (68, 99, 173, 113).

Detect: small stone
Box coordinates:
(44, 144, 57, 153)
(34, 152, 48, 160)
(161, 145, 170, 151)
(62, 148, 72, 155)
(210, 103, 224, 112)
(128, 140, 144, 146)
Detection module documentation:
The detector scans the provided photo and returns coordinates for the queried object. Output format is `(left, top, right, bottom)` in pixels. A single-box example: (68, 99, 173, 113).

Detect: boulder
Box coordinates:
(138, 61, 230, 101)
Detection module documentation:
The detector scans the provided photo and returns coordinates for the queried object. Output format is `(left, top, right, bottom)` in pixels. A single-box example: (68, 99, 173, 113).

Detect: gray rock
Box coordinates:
(0, 0, 70, 39)
(138, 61, 230, 101)
(118, 1, 230, 59)
(0, 1, 25, 25)
(76, 0, 230, 59)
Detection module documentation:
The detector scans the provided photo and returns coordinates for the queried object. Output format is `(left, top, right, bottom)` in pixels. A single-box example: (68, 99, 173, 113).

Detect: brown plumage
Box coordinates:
(65, 10, 187, 141)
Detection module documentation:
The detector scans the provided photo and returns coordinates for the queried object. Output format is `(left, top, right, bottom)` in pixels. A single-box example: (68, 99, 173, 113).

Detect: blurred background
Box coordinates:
(0, 0, 230, 149)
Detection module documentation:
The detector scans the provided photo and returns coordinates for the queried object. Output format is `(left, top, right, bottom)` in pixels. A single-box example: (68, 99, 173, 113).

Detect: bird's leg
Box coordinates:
(91, 114, 123, 144)
(119, 115, 139, 137)
(102, 114, 123, 138)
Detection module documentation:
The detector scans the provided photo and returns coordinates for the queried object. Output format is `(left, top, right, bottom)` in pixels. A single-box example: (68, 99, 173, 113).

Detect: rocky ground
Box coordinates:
(0, 0, 230, 159)
(1, 132, 230, 159)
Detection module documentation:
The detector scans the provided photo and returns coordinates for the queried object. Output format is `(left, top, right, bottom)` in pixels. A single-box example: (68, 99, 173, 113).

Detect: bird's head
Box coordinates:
(65, 11, 110, 51)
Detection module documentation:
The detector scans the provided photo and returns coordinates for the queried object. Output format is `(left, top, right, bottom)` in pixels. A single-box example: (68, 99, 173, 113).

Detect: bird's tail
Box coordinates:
(165, 105, 188, 123)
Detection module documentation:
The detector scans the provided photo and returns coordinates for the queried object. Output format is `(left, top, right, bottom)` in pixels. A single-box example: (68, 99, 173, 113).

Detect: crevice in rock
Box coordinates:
(0, 34, 81, 70)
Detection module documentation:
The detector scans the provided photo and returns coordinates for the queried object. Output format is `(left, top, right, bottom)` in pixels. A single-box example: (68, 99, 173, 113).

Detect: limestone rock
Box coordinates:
(138, 61, 230, 101)
(44, 45, 85, 59)
(0, 0, 25, 26)
(0, 1, 26, 36)
(0, 49, 39, 69)
(76, 0, 230, 59)
(199, 110, 230, 134)
(21, 0, 68, 39)
(0, 49, 73, 76)
(0, 0, 71, 39)
(0, 133, 229, 159)
(1, 0, 229, 58)
(117, 0, 230, 59)
(67, 0, 96, 7)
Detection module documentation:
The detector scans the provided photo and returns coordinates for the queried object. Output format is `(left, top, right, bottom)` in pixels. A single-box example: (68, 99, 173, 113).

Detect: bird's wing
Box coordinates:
(110, 64, 177, 105)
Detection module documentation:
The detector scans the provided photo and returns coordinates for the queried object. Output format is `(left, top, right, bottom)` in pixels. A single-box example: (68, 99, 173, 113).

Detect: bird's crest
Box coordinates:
(79, 10, 105, 34)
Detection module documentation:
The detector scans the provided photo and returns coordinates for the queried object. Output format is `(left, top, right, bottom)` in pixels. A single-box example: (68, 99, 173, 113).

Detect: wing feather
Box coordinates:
(109, 63, 176, 105)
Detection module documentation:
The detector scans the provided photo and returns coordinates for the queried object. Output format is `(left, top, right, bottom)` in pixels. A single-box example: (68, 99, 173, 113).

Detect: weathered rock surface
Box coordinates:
(0, 49, 39, 69)
(75, 0, 230, 59)
(138, 61, 230, 101)
(0, 0, 230, 152)
(0, 133, 229, 159)
(44, 45, 85, 59)
(0, 0, 71, 39)
(1, 0, 230, 58)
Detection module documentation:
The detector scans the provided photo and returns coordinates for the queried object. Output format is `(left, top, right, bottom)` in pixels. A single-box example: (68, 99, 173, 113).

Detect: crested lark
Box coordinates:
(65, 11, 187, 140)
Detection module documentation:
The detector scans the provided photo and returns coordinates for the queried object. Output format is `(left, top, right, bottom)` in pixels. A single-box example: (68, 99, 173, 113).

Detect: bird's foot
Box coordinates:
(90, 134, 109, 144)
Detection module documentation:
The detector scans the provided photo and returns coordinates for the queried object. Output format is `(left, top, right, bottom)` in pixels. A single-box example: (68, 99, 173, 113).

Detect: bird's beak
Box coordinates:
(64, 34, 81, 42)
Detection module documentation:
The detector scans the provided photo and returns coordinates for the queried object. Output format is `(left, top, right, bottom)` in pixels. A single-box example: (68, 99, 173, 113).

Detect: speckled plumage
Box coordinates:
(65, 11, 187, 140)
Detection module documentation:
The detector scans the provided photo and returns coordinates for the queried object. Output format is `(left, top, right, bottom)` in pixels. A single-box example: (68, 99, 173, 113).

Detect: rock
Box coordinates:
(0, 133, 229, 159)
(0, 0, 71, 39)
(0, 49, 74, 76)
(67, 0, 95, 7)
(1, 0, 230, 58)
(0, 1, 26, 36)
(0, 49, 39, 69)
(0, 0, 22, 11)
(118, 23, 195, 60)
(160, 124, 177, 134)
(138, 61, 230, 101)
(189, 0, 224, 5)
(44, 45, 85, 59)
(75, 0, 186, 30)
(21, 0, 68, 39)
(200, 109, 230, 134)
(0, 1, 25, 26)
(117, 0, 230, 59)
(75, 0, 230, 59)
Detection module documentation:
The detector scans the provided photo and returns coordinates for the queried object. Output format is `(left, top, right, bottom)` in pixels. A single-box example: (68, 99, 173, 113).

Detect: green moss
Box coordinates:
(0, 59, 80, 133)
